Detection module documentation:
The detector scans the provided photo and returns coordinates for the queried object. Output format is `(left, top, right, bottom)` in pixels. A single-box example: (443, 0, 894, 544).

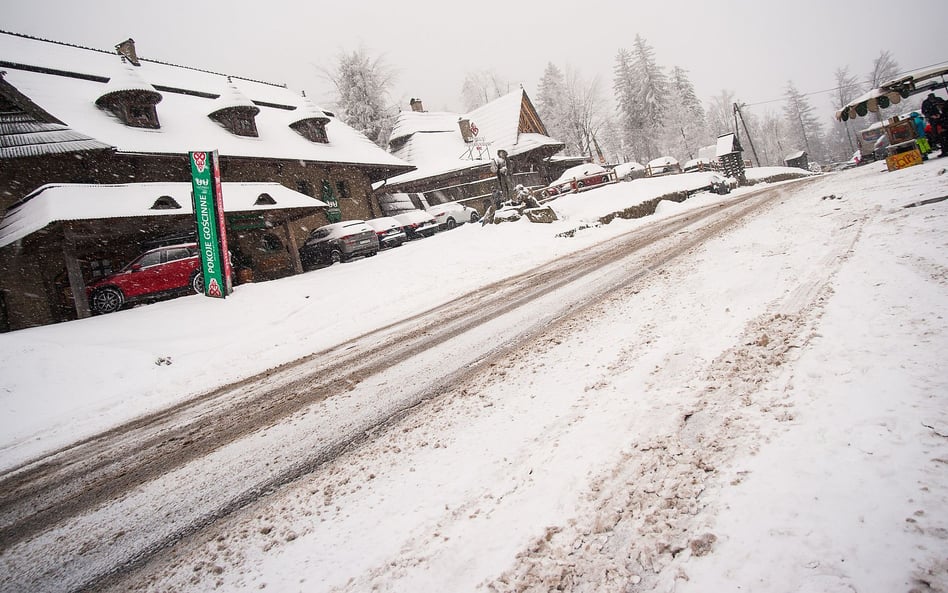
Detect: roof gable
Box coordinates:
(385, 88, 563, 185)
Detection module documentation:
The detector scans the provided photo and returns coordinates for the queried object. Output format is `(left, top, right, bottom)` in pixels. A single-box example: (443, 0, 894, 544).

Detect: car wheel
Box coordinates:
(470, 211, 479, 223)
(446, 217, 457, 229)
(330, 249, 343, 264)
(91, 287, 125, 314)
(366, 250, 378, 257)
(577, 181, 585, 188)
(191, 272, 204, 294)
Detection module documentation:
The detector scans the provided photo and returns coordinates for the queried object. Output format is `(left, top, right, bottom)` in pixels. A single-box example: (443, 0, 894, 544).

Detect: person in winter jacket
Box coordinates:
(909, 112, 931, 157)
(921, 93, 947, 155)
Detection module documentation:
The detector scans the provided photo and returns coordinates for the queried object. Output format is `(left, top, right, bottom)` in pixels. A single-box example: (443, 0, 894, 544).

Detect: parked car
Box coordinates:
(392, 210, 441, 239)
(298, 220, 379, 269)
(646, 156, 682, 177)
(86, 242, 205, 315)
(426, 202, 480, 229)
(612, 161, 646, 181)
(365, 217, 408, 249)
(542, 163, 618, 197)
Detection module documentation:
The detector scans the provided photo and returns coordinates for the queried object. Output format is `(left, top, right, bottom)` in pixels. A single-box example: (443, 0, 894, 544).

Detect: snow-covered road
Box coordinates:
(2, 163, 947, 593)
(87, 163, 947, 592)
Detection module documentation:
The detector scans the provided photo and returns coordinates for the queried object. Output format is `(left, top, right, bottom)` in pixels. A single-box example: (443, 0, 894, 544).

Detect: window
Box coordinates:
(163, 247, 192, 263)
(290, 118, 329, 143)
(260, 233, 284, 253)
(96, 90, 162, 129)
(335, 180, 350, 200)
(296, 180, 314, 196)
(150, 196, 182, 210)
(88, 258, 114, 280)
(137, 251, 162, 268)
(254, 193, 277, 206)
(209, 108, 259, 138)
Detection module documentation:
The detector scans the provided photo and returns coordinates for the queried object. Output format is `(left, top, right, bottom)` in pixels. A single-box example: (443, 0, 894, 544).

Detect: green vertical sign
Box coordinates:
(321, 180, 341, 223)
(189, 151, 229, 298)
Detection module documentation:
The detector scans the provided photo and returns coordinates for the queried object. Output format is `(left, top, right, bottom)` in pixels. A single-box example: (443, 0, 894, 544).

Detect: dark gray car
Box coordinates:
(299, 220, 379, 269)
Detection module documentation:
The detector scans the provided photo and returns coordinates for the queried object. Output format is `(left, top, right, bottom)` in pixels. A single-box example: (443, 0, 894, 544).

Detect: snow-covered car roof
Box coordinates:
(612, 162, 645, 178)
(426, 202, 472, 213)
(365, 217, 403, 231)
(647, 156, 679, 167)
(312, 220, 372, 239)
(392, 210, 436, 224)
(552, 163, 607, 185)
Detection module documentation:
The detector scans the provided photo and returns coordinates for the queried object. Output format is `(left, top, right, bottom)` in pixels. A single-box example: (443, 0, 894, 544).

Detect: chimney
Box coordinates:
(458, 118, 473, 143)
(409, 97, 424, 112)
(115, 38, 140, 66)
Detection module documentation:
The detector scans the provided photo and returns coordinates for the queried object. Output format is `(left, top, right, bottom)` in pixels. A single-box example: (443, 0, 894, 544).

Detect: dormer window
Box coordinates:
(96, 57, 163, 129)
(290, 118, 329, 143)
(96, 89, 162, 129)
(254, 193, 277, 206)
(150, 195, 182, 210)
(209, 106, 260, 138)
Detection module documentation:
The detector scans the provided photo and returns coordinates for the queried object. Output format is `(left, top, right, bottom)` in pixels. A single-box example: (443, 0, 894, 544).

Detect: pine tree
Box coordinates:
(629, 35, 669, 160)
(326, 47, 395, 147)
(662, 66, 709, 160)
(537, 63, 569, 147)
(783, 81, 827, 163)
(613, 48, 642, 160)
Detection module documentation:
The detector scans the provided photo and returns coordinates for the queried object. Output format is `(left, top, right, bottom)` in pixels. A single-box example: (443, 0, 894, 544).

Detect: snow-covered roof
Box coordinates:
(385, 89, 563, 186)
(0, 32, 412, 172)
(0, 182, 327, 248)
(0, 110, 112, 158)
(785, 150, 806, 160)
(716, 134, 740, 157)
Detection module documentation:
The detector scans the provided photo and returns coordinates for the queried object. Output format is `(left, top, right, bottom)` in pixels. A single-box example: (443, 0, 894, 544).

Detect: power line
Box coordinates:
(741, 59, 948, 108)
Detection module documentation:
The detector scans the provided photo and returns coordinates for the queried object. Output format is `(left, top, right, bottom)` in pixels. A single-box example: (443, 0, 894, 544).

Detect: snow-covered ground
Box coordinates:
(3, 163, 948, 592)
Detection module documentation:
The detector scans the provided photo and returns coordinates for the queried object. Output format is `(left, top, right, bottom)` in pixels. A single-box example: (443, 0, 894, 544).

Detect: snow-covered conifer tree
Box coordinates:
(783, 81, 827, 163)
(326, 47, 395, 147)
(537, 63, 569, 148)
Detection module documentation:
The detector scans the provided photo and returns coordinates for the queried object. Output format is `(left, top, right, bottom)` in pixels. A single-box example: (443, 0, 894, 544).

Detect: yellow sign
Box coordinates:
(886, 148, 923, 172)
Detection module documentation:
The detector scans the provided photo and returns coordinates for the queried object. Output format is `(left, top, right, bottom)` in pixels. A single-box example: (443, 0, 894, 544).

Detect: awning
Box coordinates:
(836, 63, 948, 122)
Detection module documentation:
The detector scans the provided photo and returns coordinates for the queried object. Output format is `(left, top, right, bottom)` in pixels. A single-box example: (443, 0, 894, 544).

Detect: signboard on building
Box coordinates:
(189, 150, 232, 298)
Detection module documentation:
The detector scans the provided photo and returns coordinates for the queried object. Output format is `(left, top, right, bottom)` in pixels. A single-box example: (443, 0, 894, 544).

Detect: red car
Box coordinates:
(86, 243, 206, 314)
(542, 163, 617, 198)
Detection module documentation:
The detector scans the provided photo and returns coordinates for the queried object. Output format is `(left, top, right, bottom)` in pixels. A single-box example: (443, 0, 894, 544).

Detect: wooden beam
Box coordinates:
(282, 220, 303, 274)
(62, 223, 91, 319)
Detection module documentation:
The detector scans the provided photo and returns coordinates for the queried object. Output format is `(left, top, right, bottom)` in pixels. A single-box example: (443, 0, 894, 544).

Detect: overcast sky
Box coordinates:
(3, 0, 947, 122)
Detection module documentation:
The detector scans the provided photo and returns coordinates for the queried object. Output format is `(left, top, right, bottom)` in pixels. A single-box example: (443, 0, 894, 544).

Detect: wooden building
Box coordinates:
(380, 90, 564, 213)
(0, 32, 413, 331)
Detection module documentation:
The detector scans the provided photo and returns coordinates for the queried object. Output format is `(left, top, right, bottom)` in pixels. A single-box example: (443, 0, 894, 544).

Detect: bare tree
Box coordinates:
(829, 66, 863, 158)
(706, 89, 737, 138)
(460, 70, 511, 111)
(868, 50, 899, 88)
(867, 50, 900, 122)
(560, 67, 608, 160)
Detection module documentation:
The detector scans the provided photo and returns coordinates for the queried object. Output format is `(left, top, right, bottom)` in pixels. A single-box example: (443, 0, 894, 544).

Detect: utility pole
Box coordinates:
(733, 103, 761, 167)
